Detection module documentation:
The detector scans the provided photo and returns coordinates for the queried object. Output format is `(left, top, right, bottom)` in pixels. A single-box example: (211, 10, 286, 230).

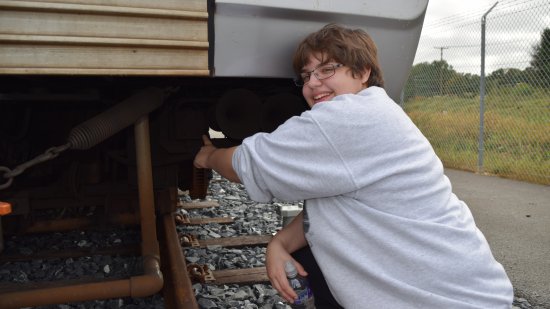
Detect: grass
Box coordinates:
(404, 88, 550, 185)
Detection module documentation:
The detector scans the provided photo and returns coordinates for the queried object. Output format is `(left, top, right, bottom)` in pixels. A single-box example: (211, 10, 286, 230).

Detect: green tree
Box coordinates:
(530, 28, 550, 87)
(447, 73, 480, 97)
(487, 68, 526, 88)
(404, 60, 458, 100)
(522, 67, 539, 86)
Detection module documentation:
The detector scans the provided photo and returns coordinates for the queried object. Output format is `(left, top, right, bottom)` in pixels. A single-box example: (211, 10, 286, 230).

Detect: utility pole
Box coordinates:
(434, 46, 449, 95)
(434, 46, 449, 62)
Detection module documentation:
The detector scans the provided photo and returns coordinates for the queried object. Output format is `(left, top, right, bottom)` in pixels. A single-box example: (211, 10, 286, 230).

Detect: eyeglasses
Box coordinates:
(294, 63, 344, 87)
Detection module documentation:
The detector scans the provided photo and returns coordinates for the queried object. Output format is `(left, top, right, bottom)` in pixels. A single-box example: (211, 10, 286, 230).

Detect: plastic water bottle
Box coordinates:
(284, 261, 315, 309)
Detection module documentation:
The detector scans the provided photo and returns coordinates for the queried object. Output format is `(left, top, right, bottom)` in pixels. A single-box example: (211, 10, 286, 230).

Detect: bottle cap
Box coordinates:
(284, 260, 297, 277)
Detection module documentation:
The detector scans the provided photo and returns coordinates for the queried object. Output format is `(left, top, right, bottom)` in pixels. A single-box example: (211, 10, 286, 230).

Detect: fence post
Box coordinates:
(478, 2, 498, 173)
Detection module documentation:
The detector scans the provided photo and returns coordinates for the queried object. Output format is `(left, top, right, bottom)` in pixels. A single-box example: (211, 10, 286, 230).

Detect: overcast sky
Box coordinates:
(414, 0, 549, 74)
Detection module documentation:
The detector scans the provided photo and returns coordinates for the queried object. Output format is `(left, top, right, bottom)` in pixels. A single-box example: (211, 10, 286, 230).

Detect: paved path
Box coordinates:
(445, 169, 549, 308)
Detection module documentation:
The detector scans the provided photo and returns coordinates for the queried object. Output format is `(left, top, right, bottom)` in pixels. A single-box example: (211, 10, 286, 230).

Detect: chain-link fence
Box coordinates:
(403, 0, 549, 185)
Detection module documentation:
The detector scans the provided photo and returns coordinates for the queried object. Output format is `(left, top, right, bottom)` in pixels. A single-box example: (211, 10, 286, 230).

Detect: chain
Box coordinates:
(0, 143, 71, 190)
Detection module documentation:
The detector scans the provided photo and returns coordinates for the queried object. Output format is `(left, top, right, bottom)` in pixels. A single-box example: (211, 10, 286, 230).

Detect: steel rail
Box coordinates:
(160, 213, 199, 309)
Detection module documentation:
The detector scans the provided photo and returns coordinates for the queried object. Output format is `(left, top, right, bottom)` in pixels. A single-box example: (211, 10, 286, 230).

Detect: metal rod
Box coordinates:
(134, 115, 161, 259)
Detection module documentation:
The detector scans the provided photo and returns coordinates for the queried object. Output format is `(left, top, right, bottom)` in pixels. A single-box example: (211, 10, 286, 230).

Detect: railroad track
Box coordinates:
(0, 114, 287, 309)
(0, 174, 289, 309)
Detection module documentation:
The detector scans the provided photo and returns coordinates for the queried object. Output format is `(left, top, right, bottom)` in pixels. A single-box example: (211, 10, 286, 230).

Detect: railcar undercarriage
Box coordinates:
(0, 76, 306, 308)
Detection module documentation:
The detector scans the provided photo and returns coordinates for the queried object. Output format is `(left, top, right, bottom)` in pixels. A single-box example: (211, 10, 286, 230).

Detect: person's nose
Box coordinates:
(307, 73, 323, 87)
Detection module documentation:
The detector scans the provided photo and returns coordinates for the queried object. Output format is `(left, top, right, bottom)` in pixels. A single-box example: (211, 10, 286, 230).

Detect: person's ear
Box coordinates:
(361, 68, 371, 84)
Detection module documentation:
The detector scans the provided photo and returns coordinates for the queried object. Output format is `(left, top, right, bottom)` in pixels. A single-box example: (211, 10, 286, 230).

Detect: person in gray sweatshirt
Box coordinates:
(194, 23, 513, 309)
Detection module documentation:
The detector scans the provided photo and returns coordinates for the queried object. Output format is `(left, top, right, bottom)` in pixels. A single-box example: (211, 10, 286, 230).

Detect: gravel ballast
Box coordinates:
(0, 173, 536, 308)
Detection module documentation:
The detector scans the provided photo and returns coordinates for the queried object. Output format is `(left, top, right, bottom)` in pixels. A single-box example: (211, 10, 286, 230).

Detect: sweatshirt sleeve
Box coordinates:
(232, 111, 358, 202)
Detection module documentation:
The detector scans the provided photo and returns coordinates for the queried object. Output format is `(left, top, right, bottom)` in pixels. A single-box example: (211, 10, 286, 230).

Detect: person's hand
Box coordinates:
(194, 135, 216, 169)
(266, 239, 308, 303)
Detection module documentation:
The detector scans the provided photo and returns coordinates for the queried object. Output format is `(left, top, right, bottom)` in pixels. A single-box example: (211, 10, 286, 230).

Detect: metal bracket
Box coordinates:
(186, 263, 215, 283)
(179, 233, 200, 247)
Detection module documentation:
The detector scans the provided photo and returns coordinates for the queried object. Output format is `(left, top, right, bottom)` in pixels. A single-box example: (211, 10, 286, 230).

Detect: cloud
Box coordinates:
(414, 0, 548, 74)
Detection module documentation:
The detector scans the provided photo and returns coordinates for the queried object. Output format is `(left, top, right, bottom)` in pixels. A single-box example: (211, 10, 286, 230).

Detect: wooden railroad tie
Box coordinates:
(182, 235, 273, 285)
(175, 215, 234, 225)
(187, 264, 269, 285)
(180, 234, 272, 248)
(176, 199, 271, 285)
(178, 200, 219, 210)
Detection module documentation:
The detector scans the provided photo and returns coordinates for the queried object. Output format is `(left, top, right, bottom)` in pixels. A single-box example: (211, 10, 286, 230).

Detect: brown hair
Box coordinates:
(293, 23, 384, 88)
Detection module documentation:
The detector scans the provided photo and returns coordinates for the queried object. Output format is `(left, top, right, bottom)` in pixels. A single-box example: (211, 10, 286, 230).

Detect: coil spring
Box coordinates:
(67, 88, 163, 150)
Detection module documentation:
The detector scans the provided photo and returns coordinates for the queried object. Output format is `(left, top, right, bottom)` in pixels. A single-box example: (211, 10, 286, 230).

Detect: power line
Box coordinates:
(424, 0, 524, 27)
(423, 0, 545, 30)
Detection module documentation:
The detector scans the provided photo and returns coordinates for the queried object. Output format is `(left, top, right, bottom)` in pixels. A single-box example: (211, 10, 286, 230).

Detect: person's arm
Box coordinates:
(194, 135, 241, 183)
(266, 211, 309, 303)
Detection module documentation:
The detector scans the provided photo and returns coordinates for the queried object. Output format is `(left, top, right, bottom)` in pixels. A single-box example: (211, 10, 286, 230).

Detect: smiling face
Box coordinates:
(292, 24, 384, 107)
(301, 53, 370, 108)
